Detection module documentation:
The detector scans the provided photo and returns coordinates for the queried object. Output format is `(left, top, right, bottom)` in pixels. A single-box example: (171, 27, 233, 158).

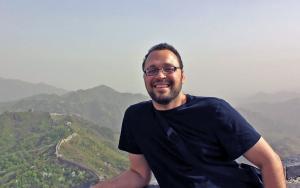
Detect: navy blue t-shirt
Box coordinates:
(118, 95, 261, 188)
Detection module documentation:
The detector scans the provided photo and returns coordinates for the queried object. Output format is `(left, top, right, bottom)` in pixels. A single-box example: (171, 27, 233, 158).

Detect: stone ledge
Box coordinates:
(283, 154, 300, 180)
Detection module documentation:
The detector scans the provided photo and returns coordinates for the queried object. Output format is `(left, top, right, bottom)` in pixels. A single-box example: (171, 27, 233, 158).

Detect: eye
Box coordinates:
(146, 68, 159, 75)
(163, 66, 175, 73)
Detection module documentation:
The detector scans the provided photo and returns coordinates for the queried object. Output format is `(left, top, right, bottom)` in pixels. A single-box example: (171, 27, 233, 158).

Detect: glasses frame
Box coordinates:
(143, 66, 182, 76)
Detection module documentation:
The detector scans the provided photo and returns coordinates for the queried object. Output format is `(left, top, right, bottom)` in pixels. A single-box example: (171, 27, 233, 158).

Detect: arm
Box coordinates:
(91, 153, 151, 188)
(243, 137, 286, 188)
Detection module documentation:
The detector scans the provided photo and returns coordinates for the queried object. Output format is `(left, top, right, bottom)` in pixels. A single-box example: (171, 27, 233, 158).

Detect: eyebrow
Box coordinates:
(146, 63, 174, 69)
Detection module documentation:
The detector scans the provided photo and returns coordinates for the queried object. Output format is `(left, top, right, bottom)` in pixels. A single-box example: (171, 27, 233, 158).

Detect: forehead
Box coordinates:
(144, 50, 179, 68)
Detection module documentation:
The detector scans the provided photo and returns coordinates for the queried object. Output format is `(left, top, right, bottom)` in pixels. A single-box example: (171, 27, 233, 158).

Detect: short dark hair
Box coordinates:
(142, 43, 183, 70)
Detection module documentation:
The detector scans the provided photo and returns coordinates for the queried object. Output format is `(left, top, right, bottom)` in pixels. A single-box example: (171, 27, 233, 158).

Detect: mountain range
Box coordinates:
(0, 77, 67, 102)
(239, 91, 300, 104)
(0, 77, 299, 186)
(0, 84, 148, 132)
(236, 95, 300, 158)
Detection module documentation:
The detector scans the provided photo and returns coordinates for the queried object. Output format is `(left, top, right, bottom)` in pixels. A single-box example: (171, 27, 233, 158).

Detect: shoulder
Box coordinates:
(184, 95, 236, 118)
(121, 100, 154, 131)
(125, 100, 153, 115)
(188, 95, 228, 110)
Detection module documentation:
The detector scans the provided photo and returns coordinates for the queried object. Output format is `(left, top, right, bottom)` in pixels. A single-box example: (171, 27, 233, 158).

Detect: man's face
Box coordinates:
(143, 49, 185, 105)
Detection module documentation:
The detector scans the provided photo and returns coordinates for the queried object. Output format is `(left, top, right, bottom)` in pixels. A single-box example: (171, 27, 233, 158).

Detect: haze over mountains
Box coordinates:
(0, 77, 67, 102)
(239, 91, 300, 104)
(234, 91, 300, 158)
(0, 77, 148, 131)
(0, 77, 299, 154)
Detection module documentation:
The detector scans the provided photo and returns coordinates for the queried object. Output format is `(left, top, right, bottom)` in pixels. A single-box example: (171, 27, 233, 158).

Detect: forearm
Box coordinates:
(91, 169, 150, 188)
(261, 154, 286, 188)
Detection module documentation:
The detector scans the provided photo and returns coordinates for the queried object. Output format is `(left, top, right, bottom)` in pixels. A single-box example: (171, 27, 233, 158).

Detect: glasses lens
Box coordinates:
(163, 66, 176, 73)
(146, 68, 159, 76)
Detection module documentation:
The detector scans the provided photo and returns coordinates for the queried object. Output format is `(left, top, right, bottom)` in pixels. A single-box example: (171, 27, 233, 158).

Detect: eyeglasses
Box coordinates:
(143, 66, 182, 76)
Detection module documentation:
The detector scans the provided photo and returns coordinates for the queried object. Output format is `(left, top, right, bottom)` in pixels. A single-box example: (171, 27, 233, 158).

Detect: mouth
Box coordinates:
(153, 83, 170, 88)
(152, 80, 172, 89)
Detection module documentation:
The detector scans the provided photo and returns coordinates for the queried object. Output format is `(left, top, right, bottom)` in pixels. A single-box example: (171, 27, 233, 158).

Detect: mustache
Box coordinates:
(151, 78, 173, 85)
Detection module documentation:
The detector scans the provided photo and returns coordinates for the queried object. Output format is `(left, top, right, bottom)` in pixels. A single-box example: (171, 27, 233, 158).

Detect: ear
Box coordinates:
(181, 70, 186, 83)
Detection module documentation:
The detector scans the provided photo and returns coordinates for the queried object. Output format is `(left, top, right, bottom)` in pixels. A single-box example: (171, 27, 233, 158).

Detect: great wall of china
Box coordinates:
(55, 133, 300, 187)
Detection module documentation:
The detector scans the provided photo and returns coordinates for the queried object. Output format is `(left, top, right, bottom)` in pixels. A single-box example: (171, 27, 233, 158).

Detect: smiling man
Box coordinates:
(142, 48, 185, 109)
(92, 43, 286, 188)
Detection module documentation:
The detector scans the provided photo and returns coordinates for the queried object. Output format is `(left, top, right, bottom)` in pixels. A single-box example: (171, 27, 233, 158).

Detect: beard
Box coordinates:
(146, 78, 182, 105)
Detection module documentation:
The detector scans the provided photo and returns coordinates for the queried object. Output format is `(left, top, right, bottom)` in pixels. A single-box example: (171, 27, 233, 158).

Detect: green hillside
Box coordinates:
(55, 114, 128, 179)
(0, 111, 128, 188)
(0, 85, 147, 132)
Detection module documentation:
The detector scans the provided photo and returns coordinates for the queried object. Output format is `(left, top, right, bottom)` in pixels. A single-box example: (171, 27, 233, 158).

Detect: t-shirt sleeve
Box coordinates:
(118, 107, 142, 154)
(214, 99, 261, 160)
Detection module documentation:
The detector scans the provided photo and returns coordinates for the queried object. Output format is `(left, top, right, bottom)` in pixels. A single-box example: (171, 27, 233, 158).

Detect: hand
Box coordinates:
(90, 181, 110, 188)
(90, 182, 104, 188)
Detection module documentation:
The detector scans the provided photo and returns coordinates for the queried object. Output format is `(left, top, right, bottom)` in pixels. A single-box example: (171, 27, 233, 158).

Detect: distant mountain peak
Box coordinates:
(242, 90, 300, 104)
(0, 82, 147, 131)
(88, 84, 117, 92)
(0, 77, 68, 102)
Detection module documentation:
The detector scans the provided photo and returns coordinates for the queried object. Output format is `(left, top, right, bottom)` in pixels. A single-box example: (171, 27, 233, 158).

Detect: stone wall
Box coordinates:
(284, 154, 300, 180)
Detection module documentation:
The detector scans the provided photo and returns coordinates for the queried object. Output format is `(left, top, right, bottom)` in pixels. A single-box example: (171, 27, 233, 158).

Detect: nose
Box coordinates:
(156, 69, 167, 78)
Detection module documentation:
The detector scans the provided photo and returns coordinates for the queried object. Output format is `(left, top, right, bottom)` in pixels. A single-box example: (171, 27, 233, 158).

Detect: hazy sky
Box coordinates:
(1, 0, 300, 99)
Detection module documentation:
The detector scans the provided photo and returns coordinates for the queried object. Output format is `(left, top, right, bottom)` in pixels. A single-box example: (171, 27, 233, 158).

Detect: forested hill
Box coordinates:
(0, 111, 128, 187)
(0, 85, 148, 131)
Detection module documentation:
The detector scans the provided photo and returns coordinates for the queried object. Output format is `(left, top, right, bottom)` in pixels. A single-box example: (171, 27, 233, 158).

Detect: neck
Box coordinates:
(153, 92, 187, 111)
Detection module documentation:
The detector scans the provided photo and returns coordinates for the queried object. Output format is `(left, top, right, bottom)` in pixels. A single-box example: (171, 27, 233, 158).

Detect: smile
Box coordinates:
(152, 81, 171, 88)
(154, 84, 170, 88)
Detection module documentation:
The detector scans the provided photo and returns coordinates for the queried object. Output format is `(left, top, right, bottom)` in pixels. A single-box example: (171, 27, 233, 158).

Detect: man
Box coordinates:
(92, 43, 286, 187)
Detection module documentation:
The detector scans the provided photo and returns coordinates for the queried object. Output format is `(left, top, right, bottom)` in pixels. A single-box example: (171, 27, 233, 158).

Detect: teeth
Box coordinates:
(154, 84, 169, 88)
(155, 85, 168, 88)
(153, 80, 171, 88)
